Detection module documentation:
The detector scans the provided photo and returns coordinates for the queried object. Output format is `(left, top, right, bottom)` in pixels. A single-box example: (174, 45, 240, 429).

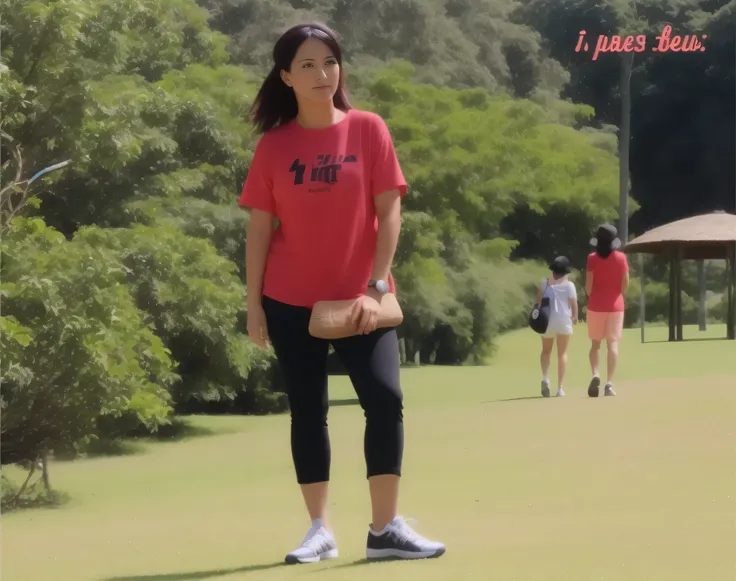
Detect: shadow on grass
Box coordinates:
(481, 396, 545, 403)
(645, 337, 731, 344)
(315, 558, 373, 570)
(104, 562, 285, 581)
(315, 555, 441, 572)
(147, 418, 220, 442)
(82, 439, 146, 458)
(328, 398, 360, 407)
(81, 418, 221, 459)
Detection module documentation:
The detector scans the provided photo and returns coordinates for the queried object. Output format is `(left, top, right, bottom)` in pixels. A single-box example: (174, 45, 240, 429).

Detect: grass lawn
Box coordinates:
(3, 324, 735, 581)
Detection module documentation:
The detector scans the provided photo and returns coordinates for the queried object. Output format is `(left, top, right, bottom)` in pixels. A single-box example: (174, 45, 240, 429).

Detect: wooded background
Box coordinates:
(1, 0, 734, 466)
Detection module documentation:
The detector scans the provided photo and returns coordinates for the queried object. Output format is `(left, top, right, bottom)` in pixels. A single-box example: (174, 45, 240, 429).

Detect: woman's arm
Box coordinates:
(621, 270, 630, 293)
(535, 281, 544, 304)
(585, 270, 593, 296)
(370, 189, 401, 283)
(568, 282, 579, 322)
(245, 209, 274, 308)
(569, 297, 579, 321)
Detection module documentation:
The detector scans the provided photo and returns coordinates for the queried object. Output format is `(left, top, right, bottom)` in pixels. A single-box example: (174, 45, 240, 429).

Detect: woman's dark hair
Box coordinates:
(595, 240, 613, 258)
(592, 224, 620, 258)
(549, 255, 571, 278)
(249, 23, 351, 134)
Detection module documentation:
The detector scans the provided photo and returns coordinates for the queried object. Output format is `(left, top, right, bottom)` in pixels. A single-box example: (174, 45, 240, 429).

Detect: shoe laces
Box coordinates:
(390, 516, 424, 543)
(300, 525, 330, 550)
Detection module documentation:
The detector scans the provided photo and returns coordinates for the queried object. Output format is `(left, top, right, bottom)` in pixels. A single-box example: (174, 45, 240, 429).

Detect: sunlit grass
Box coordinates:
(2, 325, 735, 581)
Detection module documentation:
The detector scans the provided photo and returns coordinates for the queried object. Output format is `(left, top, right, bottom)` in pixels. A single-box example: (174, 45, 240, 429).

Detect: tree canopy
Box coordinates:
(1, 0, 732, 471)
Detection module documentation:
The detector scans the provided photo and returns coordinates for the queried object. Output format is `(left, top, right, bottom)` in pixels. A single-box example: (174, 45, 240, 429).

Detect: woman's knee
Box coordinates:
(289, 396, 328, 428)
(362, 380, 403, 423)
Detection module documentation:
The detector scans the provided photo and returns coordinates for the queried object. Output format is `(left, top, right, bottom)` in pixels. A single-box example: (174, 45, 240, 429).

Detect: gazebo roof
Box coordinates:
(623, 211, 736, 259)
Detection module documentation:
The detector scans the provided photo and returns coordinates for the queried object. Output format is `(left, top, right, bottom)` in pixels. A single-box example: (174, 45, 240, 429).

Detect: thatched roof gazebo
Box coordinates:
(622, 211, 736, 341)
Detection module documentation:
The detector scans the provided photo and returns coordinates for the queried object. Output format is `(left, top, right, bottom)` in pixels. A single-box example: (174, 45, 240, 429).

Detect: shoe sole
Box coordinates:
(587, 376, 601, 398)
(541, 382, 550, 398)
(366, 547, 446, 560)
(285, 548, 338, 564)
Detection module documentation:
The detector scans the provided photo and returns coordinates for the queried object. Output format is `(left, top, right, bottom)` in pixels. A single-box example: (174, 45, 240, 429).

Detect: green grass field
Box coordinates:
(3, 324, 736, 581)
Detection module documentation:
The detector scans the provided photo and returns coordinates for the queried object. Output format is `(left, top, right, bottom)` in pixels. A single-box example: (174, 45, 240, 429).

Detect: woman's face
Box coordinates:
(282, 37, 340, 104)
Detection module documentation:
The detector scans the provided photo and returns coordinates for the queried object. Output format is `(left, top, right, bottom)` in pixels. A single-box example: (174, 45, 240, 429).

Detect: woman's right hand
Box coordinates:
(247, 304, 270, 349)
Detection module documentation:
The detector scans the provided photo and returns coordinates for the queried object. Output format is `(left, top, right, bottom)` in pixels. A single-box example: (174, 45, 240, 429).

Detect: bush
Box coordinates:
(1, 218, 176, 466)
(708, 293, 728, 323)
(623, 277, 726, 328)
(399, 255, 548, 365)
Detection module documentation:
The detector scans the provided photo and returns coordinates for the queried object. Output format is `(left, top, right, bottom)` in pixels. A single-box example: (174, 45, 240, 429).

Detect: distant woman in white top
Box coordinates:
(535, 256, 579, 397)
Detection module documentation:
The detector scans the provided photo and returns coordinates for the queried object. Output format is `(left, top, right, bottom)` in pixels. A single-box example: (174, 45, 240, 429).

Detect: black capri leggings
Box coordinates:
(262, 295, 404, 484)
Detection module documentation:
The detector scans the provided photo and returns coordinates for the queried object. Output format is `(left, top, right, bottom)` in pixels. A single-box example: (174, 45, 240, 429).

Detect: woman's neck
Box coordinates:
(296, 101, 343, 129)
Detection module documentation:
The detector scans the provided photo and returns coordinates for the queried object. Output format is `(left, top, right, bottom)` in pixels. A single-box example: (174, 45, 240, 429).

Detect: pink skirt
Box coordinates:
(587, 310, 624, 341)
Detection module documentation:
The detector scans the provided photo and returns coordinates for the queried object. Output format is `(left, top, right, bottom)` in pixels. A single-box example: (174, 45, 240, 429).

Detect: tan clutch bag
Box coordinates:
(308, 293, 404, 340)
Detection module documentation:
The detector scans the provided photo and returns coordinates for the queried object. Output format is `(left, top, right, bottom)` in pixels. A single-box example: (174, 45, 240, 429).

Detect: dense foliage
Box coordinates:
(1, 0, 732, 474)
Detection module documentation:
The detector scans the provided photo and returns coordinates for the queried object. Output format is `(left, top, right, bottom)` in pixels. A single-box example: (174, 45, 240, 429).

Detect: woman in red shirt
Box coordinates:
(585, 224, 630, 397)
(240, 23, 445, 565)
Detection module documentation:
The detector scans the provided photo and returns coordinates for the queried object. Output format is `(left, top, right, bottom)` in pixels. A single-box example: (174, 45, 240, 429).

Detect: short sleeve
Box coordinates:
(619, 251, 630, 273)
(369, 115, 408, 197)
(568, 281, 578, 300)
(238, 136, 276, 214)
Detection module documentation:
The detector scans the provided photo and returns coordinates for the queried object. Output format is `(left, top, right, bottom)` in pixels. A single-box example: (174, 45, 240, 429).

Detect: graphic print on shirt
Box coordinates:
(289, 153, 357, 193)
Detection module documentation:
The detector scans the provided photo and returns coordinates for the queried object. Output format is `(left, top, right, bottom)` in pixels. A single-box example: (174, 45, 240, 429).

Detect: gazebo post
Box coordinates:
(639, 252, 646, 343)
(676, 245, 684, 341)
(668, 251, 676, 342)
(697, 259, 707, 331)
(728, 244, 736, 340)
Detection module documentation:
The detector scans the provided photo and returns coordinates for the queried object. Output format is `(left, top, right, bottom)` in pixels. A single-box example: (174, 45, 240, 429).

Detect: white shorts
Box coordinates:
(543, 315, 573, 338)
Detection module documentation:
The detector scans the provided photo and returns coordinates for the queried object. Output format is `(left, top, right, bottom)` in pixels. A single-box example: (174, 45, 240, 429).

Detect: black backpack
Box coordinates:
(528, 280, 551, 334)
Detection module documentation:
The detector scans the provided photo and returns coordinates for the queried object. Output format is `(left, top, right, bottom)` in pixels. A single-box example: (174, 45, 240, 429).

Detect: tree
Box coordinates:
(518, 0, 731, 236)
(353, 62, 620, 361)
(0, 0, 231, 234)
(1, 218, 177, 466)
(75, 224, 276, 410)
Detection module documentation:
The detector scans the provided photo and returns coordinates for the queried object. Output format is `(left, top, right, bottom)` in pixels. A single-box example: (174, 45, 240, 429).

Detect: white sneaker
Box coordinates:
(285, 521, 338, 564)
(556, 388, 565, 397)
(366, 516, 446, 560)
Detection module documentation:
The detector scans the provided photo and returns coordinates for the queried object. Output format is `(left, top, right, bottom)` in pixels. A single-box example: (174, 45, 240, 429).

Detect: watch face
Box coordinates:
(376, 279, 389, 294)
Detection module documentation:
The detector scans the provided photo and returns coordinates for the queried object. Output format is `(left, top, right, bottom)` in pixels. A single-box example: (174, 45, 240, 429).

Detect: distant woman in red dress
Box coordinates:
(240, 23, 445, 565)
(585, 224, 630, 397)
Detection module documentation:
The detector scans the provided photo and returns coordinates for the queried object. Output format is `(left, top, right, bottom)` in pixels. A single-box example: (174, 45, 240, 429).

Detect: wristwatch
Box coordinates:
(368, 279, 389, 295)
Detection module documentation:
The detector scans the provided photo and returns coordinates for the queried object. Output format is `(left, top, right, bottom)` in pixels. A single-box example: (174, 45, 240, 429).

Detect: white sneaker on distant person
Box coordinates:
(604, 383, 616, 396)
(285, 520, 338, 564)
(366, 516, 446, 560)
(556, 387, 565, 397)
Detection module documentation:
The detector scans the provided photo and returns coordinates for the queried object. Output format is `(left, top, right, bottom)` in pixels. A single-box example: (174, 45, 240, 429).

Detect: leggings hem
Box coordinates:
(366, 469, 402, 480)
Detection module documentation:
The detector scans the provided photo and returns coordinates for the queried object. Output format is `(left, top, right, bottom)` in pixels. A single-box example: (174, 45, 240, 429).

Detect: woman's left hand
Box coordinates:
(350, 292, 381, 334)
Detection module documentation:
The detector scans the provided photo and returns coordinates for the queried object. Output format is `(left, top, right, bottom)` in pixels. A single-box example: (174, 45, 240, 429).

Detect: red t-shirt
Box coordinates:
(586, 250, 629, 312)
(239, 109, 407, 308)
